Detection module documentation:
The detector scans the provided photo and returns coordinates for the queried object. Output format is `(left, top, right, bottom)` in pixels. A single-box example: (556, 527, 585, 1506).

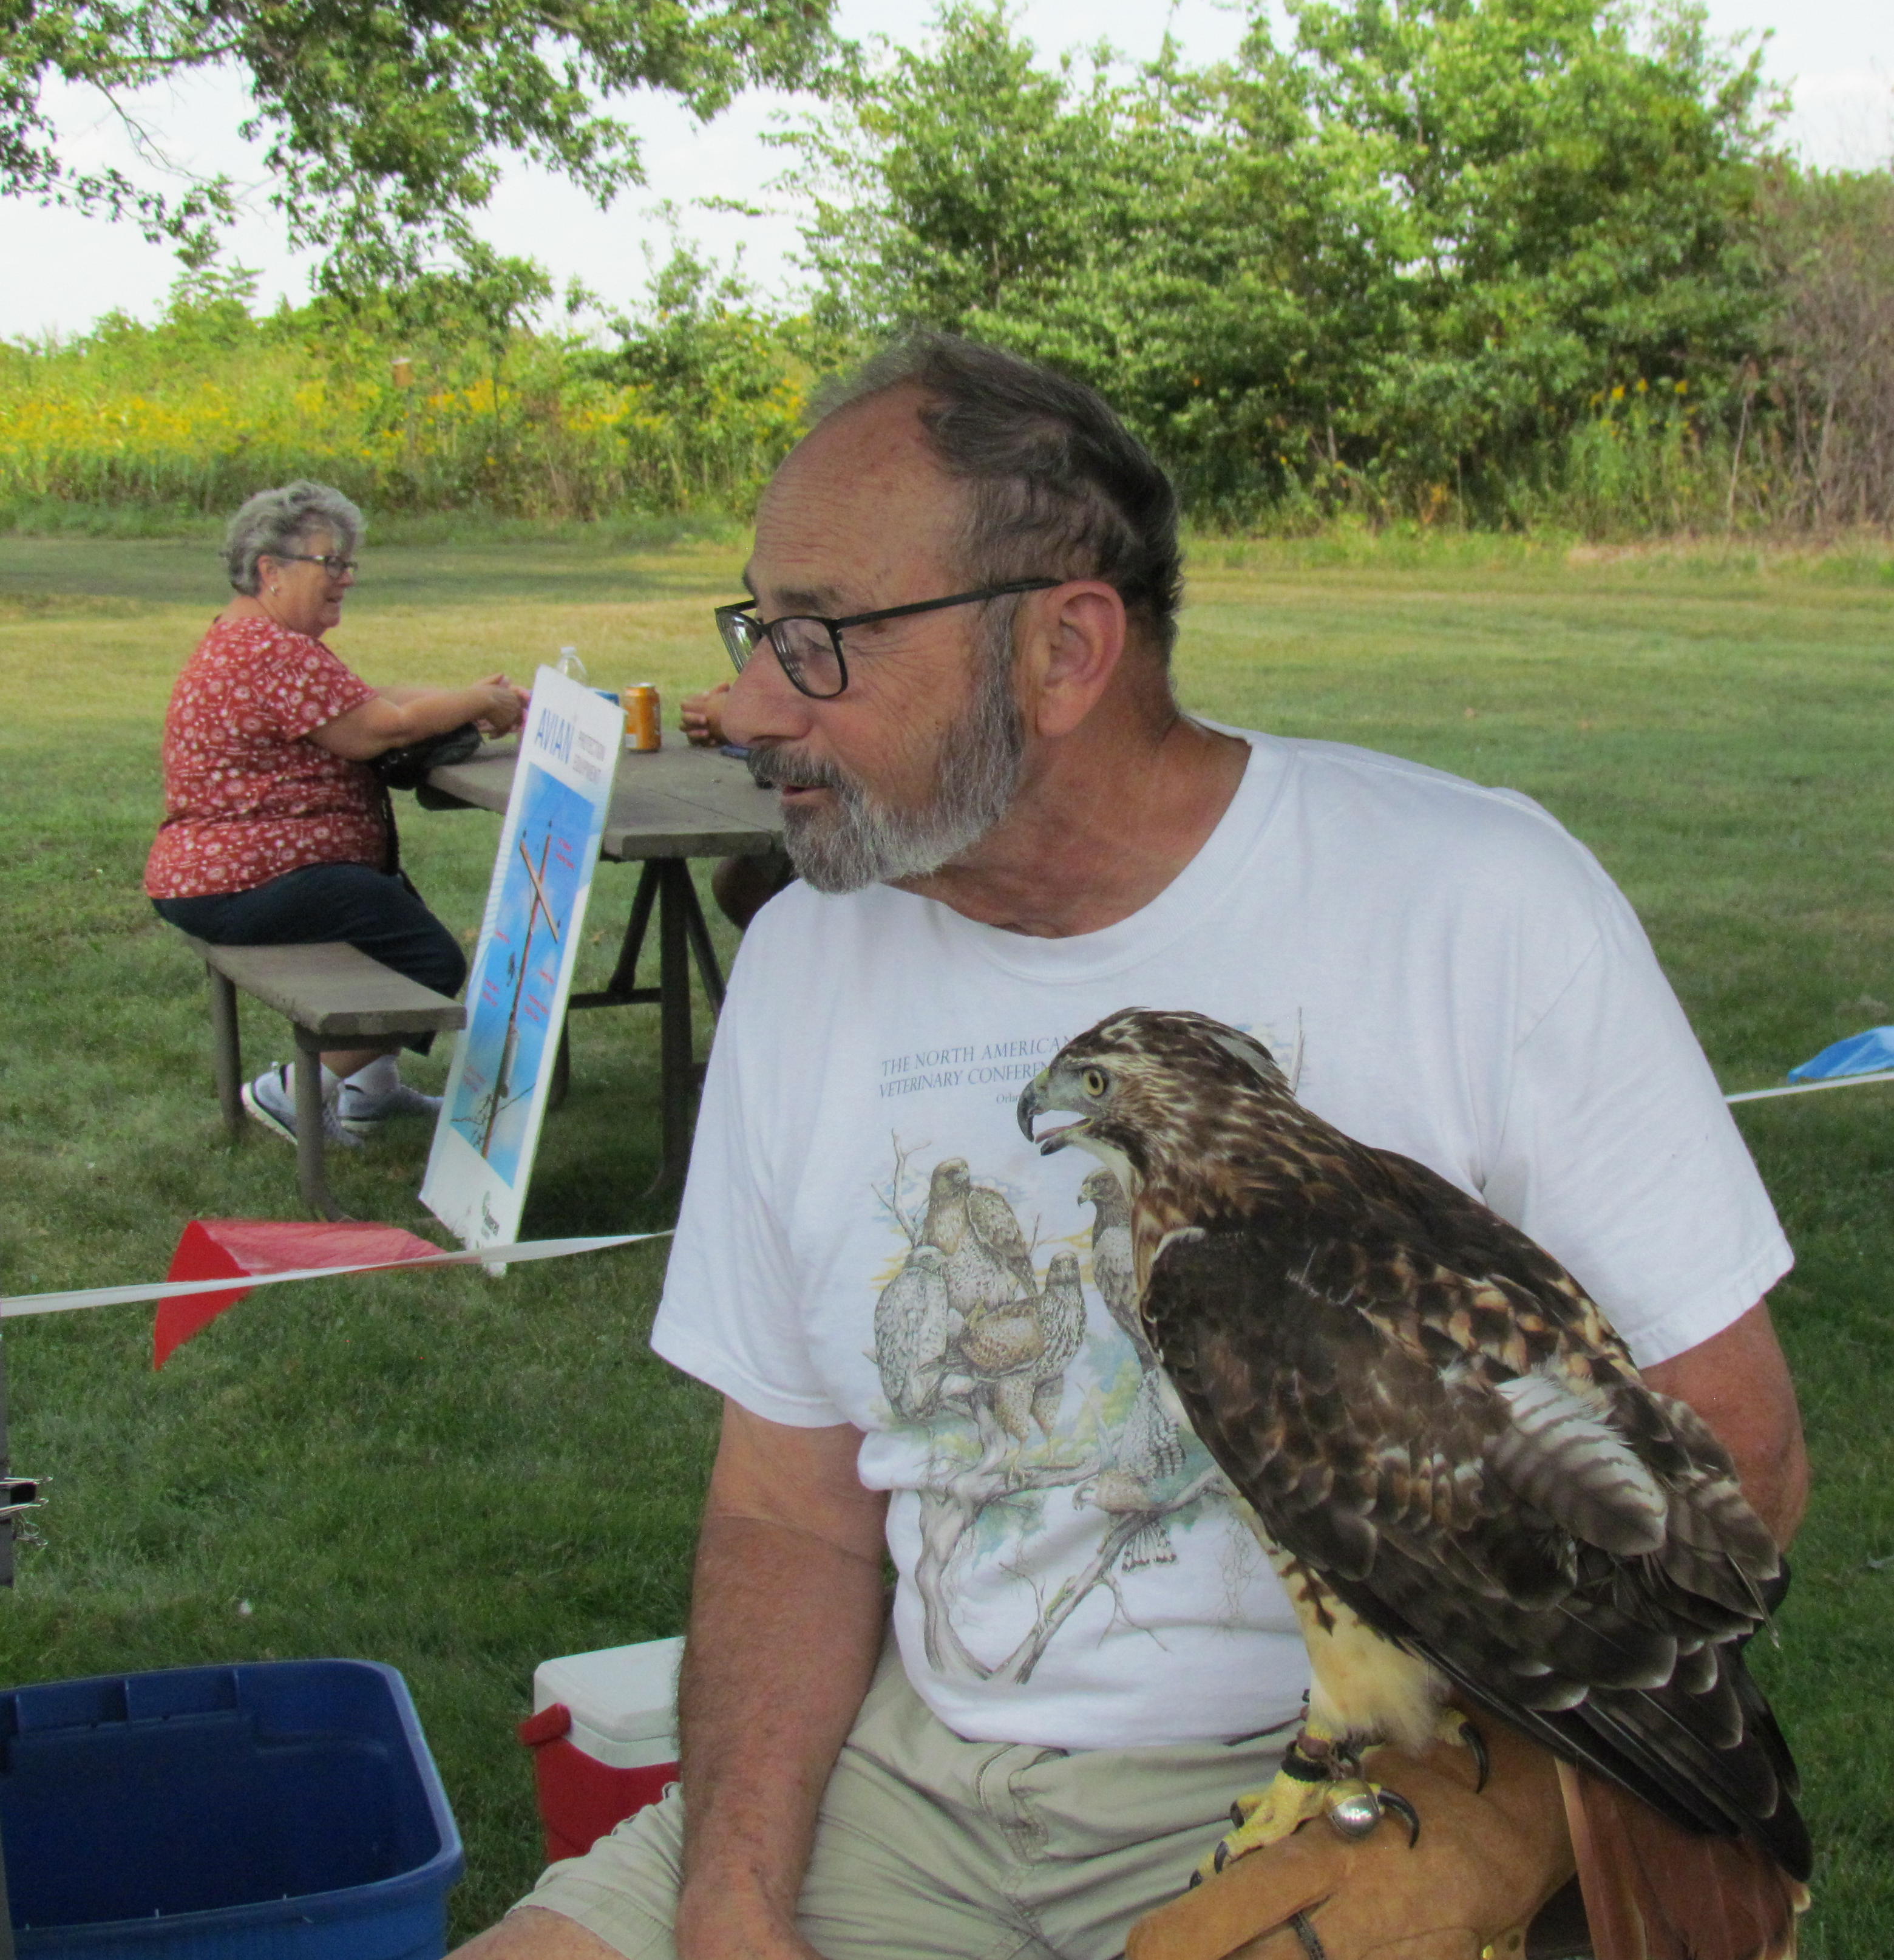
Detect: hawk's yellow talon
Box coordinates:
(1195, 1765, 1331, 1879)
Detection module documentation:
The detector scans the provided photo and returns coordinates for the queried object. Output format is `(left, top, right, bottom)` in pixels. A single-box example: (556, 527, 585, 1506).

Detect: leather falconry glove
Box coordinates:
(1127, 1719, 1578, 1960)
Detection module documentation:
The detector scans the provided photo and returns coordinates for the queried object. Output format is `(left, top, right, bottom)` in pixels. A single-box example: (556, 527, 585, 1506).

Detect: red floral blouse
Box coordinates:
(144, 614, 389, 900)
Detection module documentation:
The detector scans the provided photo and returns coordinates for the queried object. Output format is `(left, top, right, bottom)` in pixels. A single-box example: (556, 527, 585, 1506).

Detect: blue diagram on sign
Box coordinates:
(449, 766, 594, 1186)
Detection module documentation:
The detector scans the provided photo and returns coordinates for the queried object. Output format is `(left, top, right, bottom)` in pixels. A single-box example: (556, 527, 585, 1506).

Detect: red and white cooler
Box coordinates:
(517, 1636, 684, 1863)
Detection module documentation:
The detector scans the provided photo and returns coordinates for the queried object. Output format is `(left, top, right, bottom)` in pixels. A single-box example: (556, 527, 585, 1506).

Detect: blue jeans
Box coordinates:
(154, 862, 467, 1054)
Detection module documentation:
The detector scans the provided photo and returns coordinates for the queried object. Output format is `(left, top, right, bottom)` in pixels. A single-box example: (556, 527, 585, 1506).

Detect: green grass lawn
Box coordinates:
(1, 528, 1890, 1948)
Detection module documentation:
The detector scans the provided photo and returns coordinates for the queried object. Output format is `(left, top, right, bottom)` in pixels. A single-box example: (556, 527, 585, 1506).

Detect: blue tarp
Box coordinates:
(1788, 1026, 1894, 1082)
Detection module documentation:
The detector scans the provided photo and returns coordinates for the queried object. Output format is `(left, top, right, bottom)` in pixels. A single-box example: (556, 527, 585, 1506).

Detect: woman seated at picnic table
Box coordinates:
(144, 479, 529, 1148)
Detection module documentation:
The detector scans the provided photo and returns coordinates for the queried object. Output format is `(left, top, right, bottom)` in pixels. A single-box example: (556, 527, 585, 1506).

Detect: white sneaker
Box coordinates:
(338, 1077, 443, 1137)
(240, 1064, 360, 1149)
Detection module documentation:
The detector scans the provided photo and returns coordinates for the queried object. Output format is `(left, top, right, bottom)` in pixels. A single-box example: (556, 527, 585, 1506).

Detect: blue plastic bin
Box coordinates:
(0, 1659, 464, 1960)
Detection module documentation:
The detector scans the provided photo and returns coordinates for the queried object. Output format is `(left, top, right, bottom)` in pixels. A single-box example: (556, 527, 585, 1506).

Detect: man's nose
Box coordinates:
(721, 635, 815, 749)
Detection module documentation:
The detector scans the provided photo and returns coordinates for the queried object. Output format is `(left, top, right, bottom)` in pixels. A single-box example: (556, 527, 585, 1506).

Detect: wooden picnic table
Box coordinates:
(419, 742, 784, 1190)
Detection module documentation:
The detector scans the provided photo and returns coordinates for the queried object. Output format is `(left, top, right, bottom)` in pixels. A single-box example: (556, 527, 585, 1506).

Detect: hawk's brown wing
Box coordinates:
(1336, 1141, 1787, 1632)
(1144, 1210, 1810, 1885)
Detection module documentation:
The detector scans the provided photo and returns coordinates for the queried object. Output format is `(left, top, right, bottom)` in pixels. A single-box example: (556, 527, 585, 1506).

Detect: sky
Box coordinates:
(3, 0, 1889, 342)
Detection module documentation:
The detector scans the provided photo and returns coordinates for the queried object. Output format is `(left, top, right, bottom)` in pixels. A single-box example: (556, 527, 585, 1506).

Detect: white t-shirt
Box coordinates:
(652, 732, 1791, 1753)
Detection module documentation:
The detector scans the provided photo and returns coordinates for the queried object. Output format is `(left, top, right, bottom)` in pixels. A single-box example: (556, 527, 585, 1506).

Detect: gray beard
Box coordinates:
(747, 658, 1025, 894)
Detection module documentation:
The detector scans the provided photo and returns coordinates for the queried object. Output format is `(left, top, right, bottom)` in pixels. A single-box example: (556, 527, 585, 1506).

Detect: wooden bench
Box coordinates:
(175, 933, 466, 1220)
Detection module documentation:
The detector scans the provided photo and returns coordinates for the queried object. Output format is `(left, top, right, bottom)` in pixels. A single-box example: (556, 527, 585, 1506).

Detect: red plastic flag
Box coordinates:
(155, 1219, 441, 1368)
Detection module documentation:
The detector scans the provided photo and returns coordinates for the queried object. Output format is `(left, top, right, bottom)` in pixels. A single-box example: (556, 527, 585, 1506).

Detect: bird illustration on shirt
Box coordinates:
(943, 1245, 1095, 1447)
(873, 1243, 953, 1422)
(1081, 1165, 1155, 1367)
(1076, 1366, 1191, 1568)
(951, 1292, 1046, 1442)
(923, 1157, 1039, 1319)
(1029, 1249, 1088, 1436)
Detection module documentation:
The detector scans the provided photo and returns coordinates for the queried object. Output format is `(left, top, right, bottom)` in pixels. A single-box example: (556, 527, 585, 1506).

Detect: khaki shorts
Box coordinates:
(521, 1642, 1297, 1960)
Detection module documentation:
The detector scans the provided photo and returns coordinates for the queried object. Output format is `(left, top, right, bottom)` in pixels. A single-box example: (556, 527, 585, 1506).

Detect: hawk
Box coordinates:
(945, 1246, 1087, 1444)
(1077, 1367, 1190, 1570)
(949, 1293, 1045, 1443)
(1081, 1165, 1156, 1368)
(1030, 1248, 1088, 1434)
(1019, 1007, 1810, 1960)
(873, 1244, 952, 1422)
(922, 1157, 1037, 1319)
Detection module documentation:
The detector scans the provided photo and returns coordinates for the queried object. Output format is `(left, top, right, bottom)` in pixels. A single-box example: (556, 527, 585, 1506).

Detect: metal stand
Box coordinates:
(2, 1330, 16, 1960)
(0, 1336, 12, 1593)
(0, 1307, 47, 1587)
(556, 860, 727, 1189)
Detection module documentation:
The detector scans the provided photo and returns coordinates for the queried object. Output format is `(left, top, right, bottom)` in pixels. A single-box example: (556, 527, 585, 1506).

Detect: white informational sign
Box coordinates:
(423, 667, 619, 1253)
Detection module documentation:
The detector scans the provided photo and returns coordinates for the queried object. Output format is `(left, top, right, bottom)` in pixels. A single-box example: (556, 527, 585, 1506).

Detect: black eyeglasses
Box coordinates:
(714, 579, 1060, 700)
(276, 551, 359, 577)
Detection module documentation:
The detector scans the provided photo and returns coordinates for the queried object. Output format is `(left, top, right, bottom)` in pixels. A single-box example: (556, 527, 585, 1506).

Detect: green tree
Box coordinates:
(1257, 0, 1780, 495)
(792, 7, 1131, 328)
(790, 0, 1782, 519)
(786, 9, 1305, 503)
(594, 234, 811, 506)
(1, 0, 837, 285)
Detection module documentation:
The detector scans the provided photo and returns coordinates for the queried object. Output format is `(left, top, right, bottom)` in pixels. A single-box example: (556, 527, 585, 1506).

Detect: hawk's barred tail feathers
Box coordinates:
(1122, 1519, 1178, 1569)
(1561, 1764, 1809, 1960)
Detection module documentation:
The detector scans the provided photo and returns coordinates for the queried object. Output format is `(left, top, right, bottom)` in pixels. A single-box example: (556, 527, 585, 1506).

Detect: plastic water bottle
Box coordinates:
(556, 645, 587, 684)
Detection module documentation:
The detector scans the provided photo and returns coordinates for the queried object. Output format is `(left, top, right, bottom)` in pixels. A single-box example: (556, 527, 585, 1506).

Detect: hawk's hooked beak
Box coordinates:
(1017, 1070, 1080, 1154)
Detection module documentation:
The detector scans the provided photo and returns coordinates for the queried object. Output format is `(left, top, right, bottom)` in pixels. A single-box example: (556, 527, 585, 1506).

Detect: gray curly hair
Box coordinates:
(223, 481, 364, 595)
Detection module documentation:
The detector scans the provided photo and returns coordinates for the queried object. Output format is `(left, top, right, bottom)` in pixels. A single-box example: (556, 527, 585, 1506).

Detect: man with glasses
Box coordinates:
(458, 339, 1805, 1960)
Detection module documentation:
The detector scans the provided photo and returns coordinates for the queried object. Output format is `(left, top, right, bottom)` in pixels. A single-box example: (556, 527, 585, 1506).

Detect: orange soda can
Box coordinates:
(625, 683, 661, 752)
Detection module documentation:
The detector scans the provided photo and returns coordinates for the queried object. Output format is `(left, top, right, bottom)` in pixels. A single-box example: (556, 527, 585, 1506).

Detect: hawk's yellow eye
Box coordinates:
(1082, 1067, 1108, 1098)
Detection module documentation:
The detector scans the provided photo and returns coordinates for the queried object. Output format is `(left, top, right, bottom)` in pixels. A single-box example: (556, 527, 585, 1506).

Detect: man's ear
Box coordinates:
(1017, 582, 1127, 738)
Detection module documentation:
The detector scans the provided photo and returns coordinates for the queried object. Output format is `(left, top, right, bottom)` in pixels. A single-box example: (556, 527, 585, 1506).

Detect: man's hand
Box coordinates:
(1128, 1719, 1574, 1960)
(680, 682, 731, 747)
(672, 1403, 889, 1960)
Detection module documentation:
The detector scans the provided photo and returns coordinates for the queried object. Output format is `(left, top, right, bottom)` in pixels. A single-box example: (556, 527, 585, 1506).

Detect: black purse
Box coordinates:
(370, 722, 483, 791)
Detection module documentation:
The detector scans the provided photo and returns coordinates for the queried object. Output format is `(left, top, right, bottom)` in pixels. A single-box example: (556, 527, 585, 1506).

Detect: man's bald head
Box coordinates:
(808, 336, 1183, 664)
(754, 382, 968, 611)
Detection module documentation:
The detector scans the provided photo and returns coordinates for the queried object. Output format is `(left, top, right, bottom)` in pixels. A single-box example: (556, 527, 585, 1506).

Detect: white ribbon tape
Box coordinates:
(1, 1231, 671, 1321)
(7, 1068, 1886, 1319)
(1726, 1069, 1894, 1105)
